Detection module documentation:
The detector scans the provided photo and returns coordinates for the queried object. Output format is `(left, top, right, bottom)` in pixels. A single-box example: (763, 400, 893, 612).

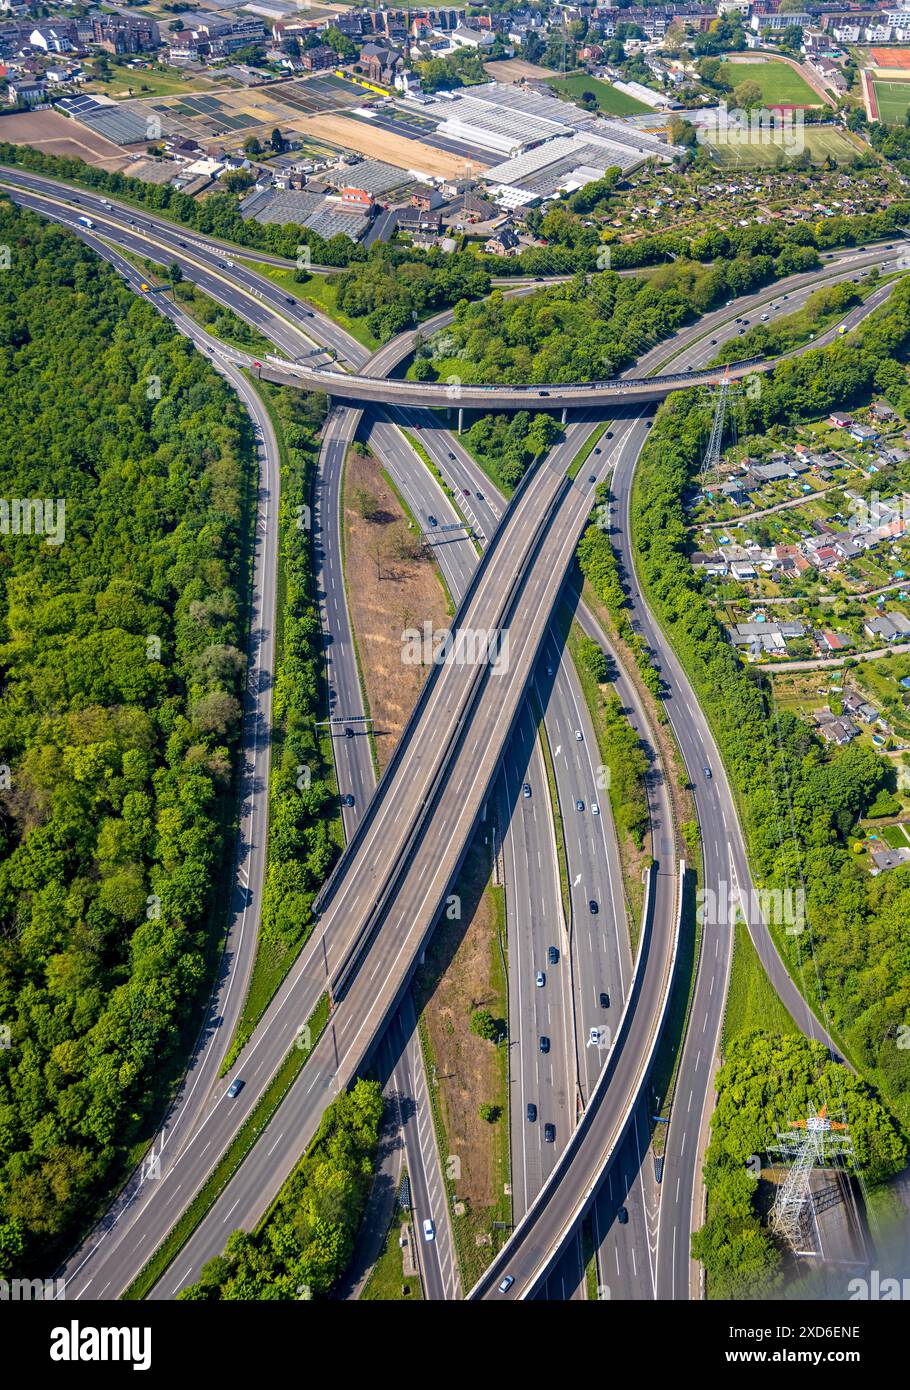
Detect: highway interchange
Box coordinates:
(1, 165, 900, 1303)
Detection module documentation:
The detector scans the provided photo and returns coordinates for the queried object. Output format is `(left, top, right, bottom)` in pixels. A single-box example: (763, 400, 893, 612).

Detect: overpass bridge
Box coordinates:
(260, 353, 768, 413)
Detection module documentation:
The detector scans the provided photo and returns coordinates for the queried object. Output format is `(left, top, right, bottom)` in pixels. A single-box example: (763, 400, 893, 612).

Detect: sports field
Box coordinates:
(548, 72, 652, 116)
(870, 46, 910, 68)
(718, 60, 821, 106)
(705, 124, 856, 167)
(872, 78, 910, 123)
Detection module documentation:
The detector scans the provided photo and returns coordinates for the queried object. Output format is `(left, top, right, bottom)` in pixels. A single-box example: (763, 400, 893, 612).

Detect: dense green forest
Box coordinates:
(692, 1034, 906, 1298)
(459, 411, 561, 493)
(630, 277, 910, 1132)
(0, 199, 255, 1276)
(178, 1079, 383, 1299)
(252, 386, 338, 1009)
(325, 244, 491, 343)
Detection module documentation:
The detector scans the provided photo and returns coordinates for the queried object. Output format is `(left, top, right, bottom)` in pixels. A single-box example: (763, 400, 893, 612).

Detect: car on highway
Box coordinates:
(592, 802, 600, 816)
(589, 899, 599, 915)
(547, 946, 559, 965)
(710, 338, 717, 345)
(575, 729, 583, 741)
(527, 1103, 537, 1123)
(476, 491, 484, 502)
(606, 431, 613, 438)
(498, 1276, 515, 1294)
(703, 766, 712, 779)
(522, 783, 531, 798)
(761, 313, 769, 321)
(588, 475, 596, 484)
(600, 991, 610, 1009)
(589, 1026, 601, 1046)
(539, 1035, 550, 1053)
(227, 1079, 244, 1098)
(544, 1123, 556, 1143)
(536, 971, 545, 988)
(427, 515, 438, 527)
(575, 799, 585, 812)
(344, 727, 354, 739)
(617, 1207, 628, 1225)
(423, 1219, 435, 1242)
(343, 793, 355, 806)
(448, 451, 456, 460)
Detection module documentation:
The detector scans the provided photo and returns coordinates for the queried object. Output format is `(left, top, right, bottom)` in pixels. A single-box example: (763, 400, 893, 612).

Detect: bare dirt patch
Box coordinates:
(0, 110, 131, 169)
(292, 111, 487, 178)
(414, 833, 507, 1216)
(485, 58, 553, 82)
(342, 444, 449, 772)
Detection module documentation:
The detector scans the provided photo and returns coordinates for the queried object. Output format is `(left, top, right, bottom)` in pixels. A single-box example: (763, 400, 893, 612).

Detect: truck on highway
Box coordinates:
(77, 215, 95, 229)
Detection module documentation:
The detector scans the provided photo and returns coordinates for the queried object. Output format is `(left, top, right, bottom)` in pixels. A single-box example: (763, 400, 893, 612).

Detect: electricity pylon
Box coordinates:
(769, 1105, 853, 1257)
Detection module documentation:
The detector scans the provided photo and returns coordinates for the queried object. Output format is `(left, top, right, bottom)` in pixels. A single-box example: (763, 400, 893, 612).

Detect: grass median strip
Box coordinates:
(122, 993, 330, 1301)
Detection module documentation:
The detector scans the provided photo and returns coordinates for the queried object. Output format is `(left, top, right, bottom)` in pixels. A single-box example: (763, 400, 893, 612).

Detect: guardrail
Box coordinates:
(312, 452, 559, 922)
(264, 353, 768, 403)
(469, 856, 685, 1300)
(329, 469, 571, 1001)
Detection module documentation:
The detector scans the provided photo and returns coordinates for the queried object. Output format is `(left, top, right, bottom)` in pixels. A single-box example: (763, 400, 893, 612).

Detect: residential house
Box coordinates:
(829, 411, 854, 429)
(819, 630, 853, 653)
(484, 224, 521, 257)
(301, 44, 337, 71)
(819, 716, 860, 745)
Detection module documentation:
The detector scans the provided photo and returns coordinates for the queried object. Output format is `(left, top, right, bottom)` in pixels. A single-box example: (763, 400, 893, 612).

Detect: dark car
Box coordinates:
(544, 1123, 556, 1143)
(427, 515, 438, 527)
(575, 799, 585, 812)
(606, 431, 613, 438)
(548, 946, 559, 965)
(476, 492, 485, 502)
(600, 991, 610, 1009)
(179, 241, 186, 248)
(343, 793, 355, 807)
(527, 1103, 537, 1123)
(448, 451, 456, 460)
(710, 338, 717, 345)
(588, 474, 597, 484)
(344, 727, 354, 739)
(227, 1079, 244, 1099)
(589, 900, 599, 915)
(539, 1035, 550, 1054)
(540, 390, 550, 396)
(617, 1207, 628, 1225)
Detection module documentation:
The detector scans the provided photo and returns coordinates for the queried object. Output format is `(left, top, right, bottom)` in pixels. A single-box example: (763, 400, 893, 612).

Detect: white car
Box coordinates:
(591, 803, 600, 816)
(423, 1219, 435, 1242)
(574, 729, 583, 741)
(536, 971, 546, 988)
(589, 1027, 601, 1046)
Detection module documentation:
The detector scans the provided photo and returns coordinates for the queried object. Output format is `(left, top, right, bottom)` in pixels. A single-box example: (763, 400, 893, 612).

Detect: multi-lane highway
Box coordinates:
(8, 173, 905, 1301)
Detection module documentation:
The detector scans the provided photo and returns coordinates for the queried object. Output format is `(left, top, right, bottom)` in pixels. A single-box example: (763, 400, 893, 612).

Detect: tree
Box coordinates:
(733, 80, 763, 111)
(470, 1009, 498, 1042)
(270, 127, 285, 154)
(242, 136, 261, 157)
(478, 1103, 501, 1123)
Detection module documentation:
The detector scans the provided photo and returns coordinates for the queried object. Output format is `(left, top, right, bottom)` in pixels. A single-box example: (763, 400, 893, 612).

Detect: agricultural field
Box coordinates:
(718, 59, 821, 106)
(872, 78, 910, 124)
(704, 124, 856, 168)
(80, 62, 219, 100)
(548, 72, 652, 116)
(0, 107, 129, 169)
